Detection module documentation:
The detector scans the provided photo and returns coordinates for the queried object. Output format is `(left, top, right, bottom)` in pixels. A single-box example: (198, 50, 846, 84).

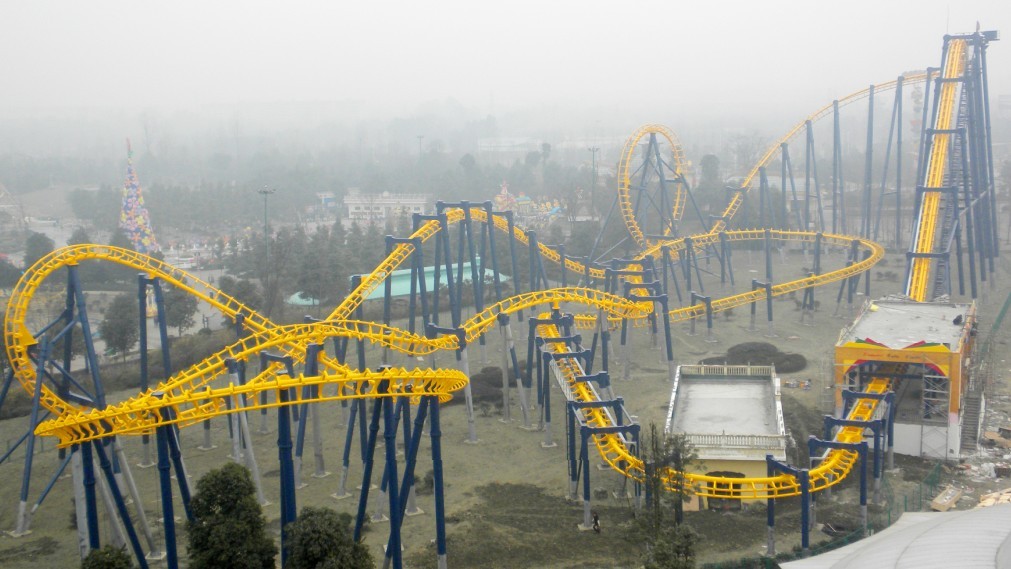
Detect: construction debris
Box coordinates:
(930, 485, 963, 512)
(977, 487, 1011, 508)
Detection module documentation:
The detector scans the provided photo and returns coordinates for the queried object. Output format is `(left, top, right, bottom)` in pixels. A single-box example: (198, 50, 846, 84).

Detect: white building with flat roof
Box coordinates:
(343, 189, 431, 223)
(666, 364, 788, 510)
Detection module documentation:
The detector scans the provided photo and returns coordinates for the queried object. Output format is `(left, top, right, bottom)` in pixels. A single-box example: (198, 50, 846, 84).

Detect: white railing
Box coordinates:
(678, 364, 775, 377)
(686, 433, 787, 450)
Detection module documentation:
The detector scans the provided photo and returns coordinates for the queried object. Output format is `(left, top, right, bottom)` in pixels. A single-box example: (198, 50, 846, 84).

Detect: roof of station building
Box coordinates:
(837, 299, 972, 349)
(666, 365, 784, 438)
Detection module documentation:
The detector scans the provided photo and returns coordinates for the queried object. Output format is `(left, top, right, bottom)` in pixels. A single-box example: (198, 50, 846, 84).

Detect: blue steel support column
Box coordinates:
(383, 236, 394, 365)
(381, 379, 403, 569)
(294, 344, 323, 487)
(277, 385, 297, 566)
(800, 469, 810, 555)
(780, 144, 789, 229)
(862, 85, 875, 238)
(541, 355, 555, 447)
(848, 240, 861, 309)
(859, 441, 868, 535)
(154, 396, 178, 569)
(334, 394, 359, 500)
(81, 440, 101, 552)
(566, 403, 577, 499)
(354, 389, 386, 543)
(137, 275, 154, 465)
(94, 439, 149, 569)
(632, 425, 642, 510)
(896, 75, 904, 248)
(749, 280, 760, 332)
(430, 395, 449, 569)
(164, 410, 193, 521)
(505, 211, 524, 327)
(805, 120, 813, 233)
(398, 391, 413, 509)
(766, 456, 776, 557)
(887, 392, 896, 469)
(979, 37, 998, 260)
(831, 100, 842, 233)
(659, 295, 675, 382)
(580, 425, 593, 529)
(558, 244, 567, 287)
(758, 167, 769, 229)
(14, 339, 49, 536)
(528, 230, 540, 292)
(385, 394, 433, 566)
(151, 280, 173, 379)
(958, 130, 981, 299)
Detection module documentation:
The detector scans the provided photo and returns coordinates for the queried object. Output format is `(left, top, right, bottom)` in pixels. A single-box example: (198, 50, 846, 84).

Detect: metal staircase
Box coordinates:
(961, 390, 983, 453)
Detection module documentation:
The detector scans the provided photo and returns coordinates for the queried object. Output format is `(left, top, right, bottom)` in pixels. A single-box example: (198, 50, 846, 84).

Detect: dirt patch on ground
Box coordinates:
(0, 537, 60, 565)
(700, 341, 807, 373)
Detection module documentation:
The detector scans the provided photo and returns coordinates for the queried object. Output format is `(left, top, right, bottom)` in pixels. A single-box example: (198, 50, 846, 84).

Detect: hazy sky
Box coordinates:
(1, 1, 1008, 123)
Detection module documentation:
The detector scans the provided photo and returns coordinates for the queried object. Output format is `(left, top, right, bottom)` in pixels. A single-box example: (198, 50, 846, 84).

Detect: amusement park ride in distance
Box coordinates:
(0, 29, 1000, 569)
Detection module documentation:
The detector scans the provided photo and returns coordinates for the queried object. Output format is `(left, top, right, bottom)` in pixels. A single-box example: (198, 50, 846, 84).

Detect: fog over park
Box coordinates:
(0, 0, 1008, 179)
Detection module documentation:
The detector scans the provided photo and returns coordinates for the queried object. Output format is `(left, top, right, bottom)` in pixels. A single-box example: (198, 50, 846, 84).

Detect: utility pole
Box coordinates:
(588, 147, 600, 218)
(257, 186, 276, 312)
(417, 135, 425, 157)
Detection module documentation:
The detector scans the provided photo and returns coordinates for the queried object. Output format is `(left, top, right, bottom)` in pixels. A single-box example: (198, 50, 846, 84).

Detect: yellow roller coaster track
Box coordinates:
(907, 39, 967, 302)
(8, 79, 895, 498)
(7, 222, 881, 440)
(542, 318, 891, 499)
(617, 124, 689, 248)
(714, 71, 934, 234)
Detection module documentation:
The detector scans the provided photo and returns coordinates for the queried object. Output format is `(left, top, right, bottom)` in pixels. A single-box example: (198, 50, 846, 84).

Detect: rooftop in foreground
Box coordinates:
(782, 504, 1011, 569)
(666, 365, 787, 461)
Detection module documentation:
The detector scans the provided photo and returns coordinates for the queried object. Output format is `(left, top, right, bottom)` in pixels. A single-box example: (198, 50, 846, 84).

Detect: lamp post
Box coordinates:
(257, 186, 276, 310)
(588, 147, 599, 218)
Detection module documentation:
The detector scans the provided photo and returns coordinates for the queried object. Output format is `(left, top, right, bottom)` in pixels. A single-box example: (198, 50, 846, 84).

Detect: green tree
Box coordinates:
(218, 275, 263, 311)
(105, 229, 139, 283)
(67, 227, 109, 285)
(0, 256, 21, 288)
(81, 544, 134, 569)
(186, 462, 276, 569)
(640, 422, 698, 531)
(99, 293, 140, 361)
(636, 423, 700, 568)
(644, 524, 699, 569)
(23, 231, 55, 269)
(162, 284, 199, 336)
(109, 228, 134, 251)
(285, 506, 374, 569)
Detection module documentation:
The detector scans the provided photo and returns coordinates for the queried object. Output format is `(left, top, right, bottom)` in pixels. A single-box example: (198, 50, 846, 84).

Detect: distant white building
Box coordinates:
(343, 188, 431, 223)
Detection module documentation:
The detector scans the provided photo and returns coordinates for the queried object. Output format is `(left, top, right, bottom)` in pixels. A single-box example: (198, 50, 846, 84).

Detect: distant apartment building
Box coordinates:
(343, 188, 432, 223)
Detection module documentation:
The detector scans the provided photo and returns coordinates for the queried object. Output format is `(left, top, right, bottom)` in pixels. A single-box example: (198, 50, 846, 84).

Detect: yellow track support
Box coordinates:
(907, 40, 967, 301)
